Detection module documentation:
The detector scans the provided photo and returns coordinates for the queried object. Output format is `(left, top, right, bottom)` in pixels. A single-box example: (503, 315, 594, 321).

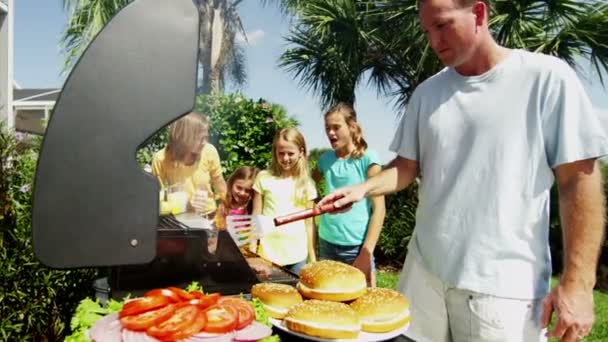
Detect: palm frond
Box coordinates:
(60, 0, 131, 73)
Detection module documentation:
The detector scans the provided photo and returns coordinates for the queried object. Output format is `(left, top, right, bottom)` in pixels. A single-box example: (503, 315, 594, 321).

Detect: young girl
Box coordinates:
(252, 128, 317, 274)
(214, 166, 273, 276)
(314, 102, 386, 286)
(215, 166, 258, 229)
(152, 112, 227, 217)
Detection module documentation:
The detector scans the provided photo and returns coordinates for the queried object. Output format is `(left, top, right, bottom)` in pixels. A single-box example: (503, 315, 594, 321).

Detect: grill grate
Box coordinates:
(157, 214, 190, 230)
(109, 215, 298, 299)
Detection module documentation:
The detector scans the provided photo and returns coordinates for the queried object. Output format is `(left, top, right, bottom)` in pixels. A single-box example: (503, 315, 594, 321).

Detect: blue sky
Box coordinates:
(13, 0, 608, 163)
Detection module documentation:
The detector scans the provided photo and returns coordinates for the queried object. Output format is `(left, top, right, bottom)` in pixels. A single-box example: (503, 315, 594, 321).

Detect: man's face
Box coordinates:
(419, 0, 479, 68)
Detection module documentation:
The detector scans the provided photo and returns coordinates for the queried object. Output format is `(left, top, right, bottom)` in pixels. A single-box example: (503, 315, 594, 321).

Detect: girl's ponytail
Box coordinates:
(351, 123, 368, 159)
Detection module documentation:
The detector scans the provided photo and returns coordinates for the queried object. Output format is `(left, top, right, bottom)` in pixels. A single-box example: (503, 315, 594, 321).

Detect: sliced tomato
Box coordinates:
(120, 304, 176, 331)
(189, 292, 221, 309)
(168, 286, 195, 301)
(218, 298, 255, 329)
(147, 304, 201, 340)
(119, 296, 170, 318)
(169, 309, 207, 340)
(203, 304, 239, 333)
(144, 288, 181, 303)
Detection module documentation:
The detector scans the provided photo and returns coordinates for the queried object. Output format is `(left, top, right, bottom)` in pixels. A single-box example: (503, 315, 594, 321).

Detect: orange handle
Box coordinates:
(273, 201, 337, 227)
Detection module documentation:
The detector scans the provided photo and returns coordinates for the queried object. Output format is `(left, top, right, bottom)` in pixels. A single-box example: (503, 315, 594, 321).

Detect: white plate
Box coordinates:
(269, 318, 409, 342)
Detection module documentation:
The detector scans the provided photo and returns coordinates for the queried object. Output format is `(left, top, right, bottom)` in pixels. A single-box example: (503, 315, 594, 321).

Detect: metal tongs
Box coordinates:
(226, 200, 339, 247)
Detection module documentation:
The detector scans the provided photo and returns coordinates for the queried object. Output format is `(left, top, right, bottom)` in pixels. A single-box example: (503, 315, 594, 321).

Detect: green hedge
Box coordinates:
(375, 184, 419, 265)
(197, 93, 297, 176)
(0, 125, 98, 340)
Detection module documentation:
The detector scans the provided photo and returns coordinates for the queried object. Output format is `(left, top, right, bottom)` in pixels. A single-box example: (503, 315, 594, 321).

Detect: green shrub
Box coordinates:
(308, 147, 331, 197)
(376, 183, 419, 266)
(136, 126, 168, 167)
(197, 93, 297, 176)
(0, 123, 98, 340)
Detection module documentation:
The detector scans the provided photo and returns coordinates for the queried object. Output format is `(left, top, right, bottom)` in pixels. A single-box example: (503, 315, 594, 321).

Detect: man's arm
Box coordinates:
(557, 158, 605, 291)
(367, 157, 419, 196)
(542, 158, 605, 340)
(320, 156, 418, 210)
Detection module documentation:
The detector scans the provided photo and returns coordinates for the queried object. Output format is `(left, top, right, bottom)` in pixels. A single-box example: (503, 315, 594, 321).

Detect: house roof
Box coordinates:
(13, 88, 60, 102)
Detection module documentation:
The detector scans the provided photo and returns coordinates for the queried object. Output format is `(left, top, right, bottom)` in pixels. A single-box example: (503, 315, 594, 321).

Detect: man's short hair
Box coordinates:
(419, 0, 491, 14)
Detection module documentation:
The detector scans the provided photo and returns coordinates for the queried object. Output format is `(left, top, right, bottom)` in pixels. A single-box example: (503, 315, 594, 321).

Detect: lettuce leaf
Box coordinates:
(251, 297, 270, 327)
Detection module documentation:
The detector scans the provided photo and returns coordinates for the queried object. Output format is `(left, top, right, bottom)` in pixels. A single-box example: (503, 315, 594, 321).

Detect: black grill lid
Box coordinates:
(32, 0, 199, 268)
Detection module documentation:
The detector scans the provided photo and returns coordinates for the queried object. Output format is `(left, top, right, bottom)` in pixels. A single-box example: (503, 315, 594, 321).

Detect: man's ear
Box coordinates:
(472, 1, 487, 26)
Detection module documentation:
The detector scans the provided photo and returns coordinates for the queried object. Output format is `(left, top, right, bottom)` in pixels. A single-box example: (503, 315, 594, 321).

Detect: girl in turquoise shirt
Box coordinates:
(313, 102, 386, 286)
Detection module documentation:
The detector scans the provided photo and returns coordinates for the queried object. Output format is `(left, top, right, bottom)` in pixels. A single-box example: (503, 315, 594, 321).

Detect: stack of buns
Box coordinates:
(297, 260, 367, 302)
(350, 287, 411, 333)
(251, 260, 411, 340)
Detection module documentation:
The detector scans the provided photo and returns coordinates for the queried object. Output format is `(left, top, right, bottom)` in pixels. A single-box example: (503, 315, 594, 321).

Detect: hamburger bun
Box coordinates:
(284, 300, 360, 339)
(251, 283, 303, 319)
(350, 287, 411, 333)
(297, 260, 366, 301)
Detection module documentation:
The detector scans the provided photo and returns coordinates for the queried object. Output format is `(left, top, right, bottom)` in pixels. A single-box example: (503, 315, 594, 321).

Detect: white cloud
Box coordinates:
(236, 29, 265, 45)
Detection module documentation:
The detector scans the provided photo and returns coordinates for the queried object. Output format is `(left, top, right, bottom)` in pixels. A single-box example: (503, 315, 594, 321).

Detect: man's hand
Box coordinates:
(541, 282, 594, 341)
(353, 248, 374, 286)
(317, 183, 366, 214)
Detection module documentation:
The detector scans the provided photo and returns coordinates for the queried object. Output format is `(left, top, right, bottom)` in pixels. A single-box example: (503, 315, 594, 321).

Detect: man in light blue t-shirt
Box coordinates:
(319, 0, 607, 341)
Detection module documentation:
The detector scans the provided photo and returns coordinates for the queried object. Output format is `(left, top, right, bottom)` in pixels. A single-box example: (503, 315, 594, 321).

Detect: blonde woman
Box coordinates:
(152, 112, 227, 217)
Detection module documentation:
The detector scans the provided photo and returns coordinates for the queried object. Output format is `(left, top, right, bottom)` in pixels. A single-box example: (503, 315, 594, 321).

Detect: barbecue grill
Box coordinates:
(30, 0, 412, 340)
(30, 0, 298, 298)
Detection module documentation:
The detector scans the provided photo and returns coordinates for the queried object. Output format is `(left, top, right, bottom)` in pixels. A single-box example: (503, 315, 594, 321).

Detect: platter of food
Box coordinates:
(88, 287, 273, 342)
(251, 260, 411, 342)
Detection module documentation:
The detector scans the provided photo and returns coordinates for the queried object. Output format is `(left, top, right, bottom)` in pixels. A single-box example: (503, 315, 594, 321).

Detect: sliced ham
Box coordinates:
(122, 328, 162, 342)
(90, 313, 122, 342)
(183, 331, 234, 342)
(232, 322, 273, 342)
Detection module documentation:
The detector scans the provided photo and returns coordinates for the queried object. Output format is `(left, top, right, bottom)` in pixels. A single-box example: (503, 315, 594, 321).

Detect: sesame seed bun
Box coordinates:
(349, 288, 411, 333)
(251, 283, 303, 319)
(284, 300, 360, 339)
(297, 260, 366, 302)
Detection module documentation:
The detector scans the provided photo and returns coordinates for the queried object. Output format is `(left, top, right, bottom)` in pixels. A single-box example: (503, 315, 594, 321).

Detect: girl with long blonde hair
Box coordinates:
(252, 127, 317, 274)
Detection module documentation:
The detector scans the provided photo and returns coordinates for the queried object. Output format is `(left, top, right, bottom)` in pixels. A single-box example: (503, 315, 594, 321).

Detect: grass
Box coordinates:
(377, 271, 608, 341)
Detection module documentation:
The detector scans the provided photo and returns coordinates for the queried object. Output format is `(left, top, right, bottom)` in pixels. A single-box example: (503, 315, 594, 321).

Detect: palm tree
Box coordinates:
(61, 0, 131, 71)
(196, 0, 247, 93)
(61, 0, 248, 93)
(280, 0, 608, 109)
